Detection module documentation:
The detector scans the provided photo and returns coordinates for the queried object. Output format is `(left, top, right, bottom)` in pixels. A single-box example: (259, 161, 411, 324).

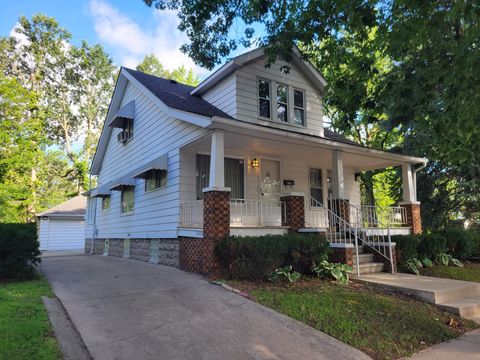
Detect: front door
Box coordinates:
(259, 159, 282, 225)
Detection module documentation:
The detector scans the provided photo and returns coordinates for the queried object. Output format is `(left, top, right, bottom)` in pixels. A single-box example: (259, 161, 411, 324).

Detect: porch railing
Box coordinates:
(359, 205, 407, 227)
(179, 198, 286, 228)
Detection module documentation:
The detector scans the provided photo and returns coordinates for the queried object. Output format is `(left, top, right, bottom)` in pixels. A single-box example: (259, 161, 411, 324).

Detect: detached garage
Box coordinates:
(37, 196, 86, 251)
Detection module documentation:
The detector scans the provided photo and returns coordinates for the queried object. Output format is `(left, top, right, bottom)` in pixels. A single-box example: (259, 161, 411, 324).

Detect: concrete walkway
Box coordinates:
(356, 273, 480, 322)
(407, 329, 480, 359)
(42, 255, 370, 360)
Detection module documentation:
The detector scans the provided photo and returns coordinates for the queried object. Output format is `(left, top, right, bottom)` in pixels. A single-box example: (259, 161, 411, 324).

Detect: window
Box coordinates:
(101, 196, 110, 210)
(294, 89, 305, 125)
(258, 79, 271, 118)
(276, 83, 288, 122)
(123, 118, 134, 140)
(121, 187, 135, 213)
(195, 154, 244, 200)
(310, 168, 323, 207)
(145, 169, 167, 192)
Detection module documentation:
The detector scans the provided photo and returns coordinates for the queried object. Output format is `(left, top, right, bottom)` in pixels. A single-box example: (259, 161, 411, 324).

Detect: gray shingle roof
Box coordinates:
(38, 196, 86, 217)
(123, 68, 234, 119)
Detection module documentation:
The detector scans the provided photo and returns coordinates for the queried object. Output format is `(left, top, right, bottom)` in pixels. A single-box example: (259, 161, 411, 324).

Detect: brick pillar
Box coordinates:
(329, 198, 350, 226)
(280, 193, 305, 233)
(202, 190, 230, 277)
(329, 246, 353, 266)
(401, 202, 422, 235)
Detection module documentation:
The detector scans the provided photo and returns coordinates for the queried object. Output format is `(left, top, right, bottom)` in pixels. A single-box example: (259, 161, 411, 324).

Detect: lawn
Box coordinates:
(0, 278, 62, 360)
(421, 262, 480, 282)
(228, 279, 478, 360)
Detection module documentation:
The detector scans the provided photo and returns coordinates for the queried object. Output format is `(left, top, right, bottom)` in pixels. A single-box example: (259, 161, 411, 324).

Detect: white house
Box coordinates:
(37, 196, 86, 251)
(85, 47, 426, 275)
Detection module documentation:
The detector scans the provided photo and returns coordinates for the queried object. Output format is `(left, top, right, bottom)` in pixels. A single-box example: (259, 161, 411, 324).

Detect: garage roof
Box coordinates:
(37, 196, 86, 218)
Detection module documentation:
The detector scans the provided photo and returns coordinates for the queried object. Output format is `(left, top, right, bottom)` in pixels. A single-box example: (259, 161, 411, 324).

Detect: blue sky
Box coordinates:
(1, 0, 259, 78)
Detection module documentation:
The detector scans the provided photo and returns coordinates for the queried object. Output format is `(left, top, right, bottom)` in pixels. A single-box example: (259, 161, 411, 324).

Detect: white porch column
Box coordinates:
(332, 150, 345, 199)
(402, 163, 415, 203)
(204, 130, 229, 191)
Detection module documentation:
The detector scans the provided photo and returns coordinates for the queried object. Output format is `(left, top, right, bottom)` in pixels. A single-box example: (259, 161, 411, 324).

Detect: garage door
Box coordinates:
(41, 219, 85, 251)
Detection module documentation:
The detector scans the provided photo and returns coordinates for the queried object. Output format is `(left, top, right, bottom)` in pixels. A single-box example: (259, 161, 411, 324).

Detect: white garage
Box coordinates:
(37, 196, 86, 252)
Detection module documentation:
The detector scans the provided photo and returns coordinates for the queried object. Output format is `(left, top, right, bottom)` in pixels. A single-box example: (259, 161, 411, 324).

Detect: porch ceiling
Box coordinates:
(184, 128, 423, 172)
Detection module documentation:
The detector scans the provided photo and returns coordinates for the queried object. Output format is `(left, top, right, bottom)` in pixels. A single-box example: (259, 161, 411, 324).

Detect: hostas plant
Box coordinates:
(269, 265, 301, 283)
(312, 260, 353, 285)
(435, 253, 464, 267)
(405, 257, 434, 275)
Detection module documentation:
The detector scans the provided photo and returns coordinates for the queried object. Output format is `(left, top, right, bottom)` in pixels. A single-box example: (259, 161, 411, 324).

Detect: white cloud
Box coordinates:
(88, 0, 206, 75)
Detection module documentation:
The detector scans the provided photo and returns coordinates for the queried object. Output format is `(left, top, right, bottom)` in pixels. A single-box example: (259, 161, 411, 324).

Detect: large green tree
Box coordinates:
(136, 54, 200, 86)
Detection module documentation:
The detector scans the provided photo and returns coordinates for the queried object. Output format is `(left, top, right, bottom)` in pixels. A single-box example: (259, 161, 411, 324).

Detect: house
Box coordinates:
(37, 196, 86, 251)
(85, 47, 427, 275)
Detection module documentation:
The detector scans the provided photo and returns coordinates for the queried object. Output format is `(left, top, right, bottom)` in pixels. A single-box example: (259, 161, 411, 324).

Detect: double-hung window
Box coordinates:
(294, 89, 305, 125)
(195, 154, 244, 200)
(310, 168, 323, 207)
(276, 83, 288, 122)
(145, 169, 167, 192)
(258, 79, 271, 118)
(101, 196, 110, 210)
(121, 187, 135, 213)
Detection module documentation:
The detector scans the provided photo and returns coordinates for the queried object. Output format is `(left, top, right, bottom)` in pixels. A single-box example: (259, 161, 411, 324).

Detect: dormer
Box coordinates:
(193, 47, 327, 137)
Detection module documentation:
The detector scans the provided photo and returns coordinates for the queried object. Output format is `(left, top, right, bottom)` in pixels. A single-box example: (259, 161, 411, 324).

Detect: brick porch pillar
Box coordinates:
(400, 202, 422, 235)
(331, 198, 350, 224)
(280, 193, 305, 233)
(202, 189, 230, 277)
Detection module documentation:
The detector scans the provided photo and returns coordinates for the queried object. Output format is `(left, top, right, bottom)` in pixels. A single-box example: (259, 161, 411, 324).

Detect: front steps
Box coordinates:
(355, 273, 480, 323)
(352, 246, 384, 275)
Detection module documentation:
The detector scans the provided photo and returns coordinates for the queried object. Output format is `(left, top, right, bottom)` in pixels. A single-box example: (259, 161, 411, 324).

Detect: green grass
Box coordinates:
(0, 278, 62, 360)
(421, 263, 480, 282)
(230, 279, 478, 360)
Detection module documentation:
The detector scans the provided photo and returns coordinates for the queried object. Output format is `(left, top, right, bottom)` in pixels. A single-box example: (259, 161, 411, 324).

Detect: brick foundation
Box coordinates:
(180, 190, 230, 277)
(85, 238, 179, 267)
(281, 195, 305, 232)
(329, 246, 353, 266)
(401, 202, 422, 235)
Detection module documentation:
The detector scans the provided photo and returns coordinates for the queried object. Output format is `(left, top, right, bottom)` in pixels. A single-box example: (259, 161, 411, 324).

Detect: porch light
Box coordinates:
(251, 158, 259, 168)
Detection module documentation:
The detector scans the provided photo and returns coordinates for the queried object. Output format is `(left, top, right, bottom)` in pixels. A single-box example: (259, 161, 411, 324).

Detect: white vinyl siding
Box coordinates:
(201, 74, 237, 117)
(85, 81, 208, 239)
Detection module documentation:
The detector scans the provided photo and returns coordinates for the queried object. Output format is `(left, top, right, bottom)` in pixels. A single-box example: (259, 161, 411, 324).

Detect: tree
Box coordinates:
(136, 54, 200, 86)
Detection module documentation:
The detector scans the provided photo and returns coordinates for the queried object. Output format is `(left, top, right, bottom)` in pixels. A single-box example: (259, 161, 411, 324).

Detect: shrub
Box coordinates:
(392, 234, 419, 264)
(417, 233, 447, 259)
(0, 223, 40, 280)
(215, 234, 330, 281)
(312, 260, 353, 284)
(439, 228, 479, 260)
(269, 265, 301, 283)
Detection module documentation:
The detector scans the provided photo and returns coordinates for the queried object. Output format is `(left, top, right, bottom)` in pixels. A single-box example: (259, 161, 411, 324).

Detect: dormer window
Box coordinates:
(258, 79, 271, 118)
(294, 89, 305, 126)
(276, 83, 288, 122)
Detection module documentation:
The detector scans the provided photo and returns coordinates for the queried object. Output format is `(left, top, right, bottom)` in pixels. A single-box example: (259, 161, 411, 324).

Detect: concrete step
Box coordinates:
(352, 253, 374, 264)
(357, 262, 384, 275)
(437, 298, 480, 318)
(356, 246, 365, 254)
(433, 284, 480, 304)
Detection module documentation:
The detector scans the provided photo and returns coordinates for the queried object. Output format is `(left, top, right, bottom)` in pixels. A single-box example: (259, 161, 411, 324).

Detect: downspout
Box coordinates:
(89, 174, 98, 255)
(412, 161, 427, 202)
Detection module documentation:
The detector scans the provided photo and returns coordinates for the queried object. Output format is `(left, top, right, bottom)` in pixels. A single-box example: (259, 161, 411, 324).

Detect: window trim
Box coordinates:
(257, 78, 272, 120)
(293, 88, 306, 126)
(195, 151, 247, 200)
(309, 167, 324, 208)
(120, 187, 135, 214)
(144, 169, 168, 193)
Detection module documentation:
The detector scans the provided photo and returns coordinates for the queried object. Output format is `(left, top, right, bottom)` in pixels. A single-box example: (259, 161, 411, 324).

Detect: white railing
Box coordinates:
(305, 204, 329, 228)
(327, 197, 395, 274)
(360, 205, 406, 227)
(179, 198, 286, 228)
(179, 200, 203, 228)
(230, 198, 286, 227)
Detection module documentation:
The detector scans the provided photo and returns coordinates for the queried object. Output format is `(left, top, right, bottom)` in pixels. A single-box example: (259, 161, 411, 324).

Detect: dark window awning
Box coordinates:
(109, 176, 136, 191)
(107, 100, 135, 128)
(131, 154, 168, 179)
(91, 185, 112, 197)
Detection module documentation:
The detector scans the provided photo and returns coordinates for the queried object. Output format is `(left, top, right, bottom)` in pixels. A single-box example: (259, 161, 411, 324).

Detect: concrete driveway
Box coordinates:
(41, 255, 370, 360)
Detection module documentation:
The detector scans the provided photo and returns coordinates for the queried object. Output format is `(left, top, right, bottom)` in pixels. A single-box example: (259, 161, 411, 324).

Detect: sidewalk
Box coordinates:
(407, 329, 480, 359)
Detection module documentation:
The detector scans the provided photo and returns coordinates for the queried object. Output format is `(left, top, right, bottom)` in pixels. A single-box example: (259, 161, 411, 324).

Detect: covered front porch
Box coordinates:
(178, 126, 425, 237)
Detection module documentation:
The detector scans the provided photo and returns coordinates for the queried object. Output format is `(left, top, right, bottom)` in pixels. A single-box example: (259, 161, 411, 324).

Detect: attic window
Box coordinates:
(108, 100, 135, 129)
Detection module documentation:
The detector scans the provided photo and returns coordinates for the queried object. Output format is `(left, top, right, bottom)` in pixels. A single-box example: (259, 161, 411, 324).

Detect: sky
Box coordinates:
(0, 0, 259, 79)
